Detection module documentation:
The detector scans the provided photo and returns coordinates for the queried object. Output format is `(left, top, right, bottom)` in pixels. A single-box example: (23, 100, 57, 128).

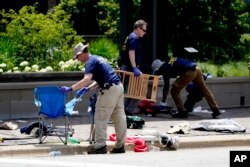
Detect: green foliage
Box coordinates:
(0, 34, 16, 69)
(0, 2, 83, 69)
(95, 0, 141, 42)
(168, 0, 250, 63)
(197, 61, 249, 77)
(89, 38, 119, 67)
(198, 62, 219, 77)
(218, 62, 249, 77)
(96, 0, 120, 41)
(95, 0, 250, 64)
(240, 33, 250, 62)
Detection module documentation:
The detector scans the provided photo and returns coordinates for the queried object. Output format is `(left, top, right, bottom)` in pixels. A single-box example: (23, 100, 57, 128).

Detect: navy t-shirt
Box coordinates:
(156, 57, 197, 80)
(84, 55, 120, 87)
(124, 32, 142, 71)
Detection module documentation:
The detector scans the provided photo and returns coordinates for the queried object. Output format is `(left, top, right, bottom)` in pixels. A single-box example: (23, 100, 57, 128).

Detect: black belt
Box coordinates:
(101, 82, 120, 90)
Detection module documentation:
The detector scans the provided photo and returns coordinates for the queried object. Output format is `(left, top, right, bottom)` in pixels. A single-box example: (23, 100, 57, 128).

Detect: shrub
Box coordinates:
(89, 38, 119, 68)
(197, 62, 218, 77)
(0, 34, 16, 69)
(0, 3, 83, 69)
(198, 61, 249, 77)
(218, 62, 249, 77)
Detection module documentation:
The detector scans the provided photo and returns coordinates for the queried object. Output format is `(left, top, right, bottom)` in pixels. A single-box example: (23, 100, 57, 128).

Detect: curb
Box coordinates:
(178, 134, 250, 148)
(1, 134, 250, 157)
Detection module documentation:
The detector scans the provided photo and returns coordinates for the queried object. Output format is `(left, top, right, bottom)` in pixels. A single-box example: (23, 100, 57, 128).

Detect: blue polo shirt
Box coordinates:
(156, 57, 197, 80)
(84, 55, 120, 87)
(124, 32, 142, 71)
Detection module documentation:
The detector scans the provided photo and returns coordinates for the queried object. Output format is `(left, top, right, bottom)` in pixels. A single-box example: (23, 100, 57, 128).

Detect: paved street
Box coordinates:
(0, 107, 250, 157)
(1, 146, 250, 167)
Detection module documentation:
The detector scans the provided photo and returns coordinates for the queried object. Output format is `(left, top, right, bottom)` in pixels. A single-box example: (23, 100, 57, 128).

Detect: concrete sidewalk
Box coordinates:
(0, 107, 250, 157)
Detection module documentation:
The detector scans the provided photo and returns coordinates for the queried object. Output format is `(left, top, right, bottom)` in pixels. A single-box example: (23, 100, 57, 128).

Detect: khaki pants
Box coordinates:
(94, 83, 127, 149)
(171, 67, 219, 113)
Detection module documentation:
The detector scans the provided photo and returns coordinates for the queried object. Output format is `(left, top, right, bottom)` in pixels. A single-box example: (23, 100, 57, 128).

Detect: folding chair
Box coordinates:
(115, 70, 159, 102)
(34, 85, 74, 145)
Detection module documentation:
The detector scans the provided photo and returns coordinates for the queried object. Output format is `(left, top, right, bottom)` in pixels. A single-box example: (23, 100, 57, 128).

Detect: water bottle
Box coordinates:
(67, 137, 80, 144)
(71, 110, 79, 115)
(49, 151, 61, 157)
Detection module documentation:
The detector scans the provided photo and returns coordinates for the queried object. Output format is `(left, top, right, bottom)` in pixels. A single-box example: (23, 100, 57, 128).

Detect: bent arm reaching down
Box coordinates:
(71, 73, 93, 91)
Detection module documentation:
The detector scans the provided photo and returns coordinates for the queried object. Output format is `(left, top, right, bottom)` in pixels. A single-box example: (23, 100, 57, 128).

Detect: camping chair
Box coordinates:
(34, 85, 74, 145)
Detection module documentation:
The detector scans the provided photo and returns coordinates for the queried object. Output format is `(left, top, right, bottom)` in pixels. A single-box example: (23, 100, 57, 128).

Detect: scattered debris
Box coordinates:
(168, 122, 191, 134)
(191, 119, 246, 133)
(0, 122, 18, 130)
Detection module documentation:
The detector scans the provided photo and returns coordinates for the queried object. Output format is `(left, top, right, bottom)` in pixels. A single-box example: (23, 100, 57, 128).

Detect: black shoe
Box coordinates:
(212, 111, 221, 119)
(172, 112, 188, 118)
(87, 145, 107, 154)
(110, 145, 125, 154)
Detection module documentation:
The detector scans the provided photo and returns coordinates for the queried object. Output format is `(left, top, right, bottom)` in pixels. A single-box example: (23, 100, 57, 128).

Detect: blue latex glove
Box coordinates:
(60, 86, 72, 93)
(133, 67, 141, 77)
(76, 87, 89, 97)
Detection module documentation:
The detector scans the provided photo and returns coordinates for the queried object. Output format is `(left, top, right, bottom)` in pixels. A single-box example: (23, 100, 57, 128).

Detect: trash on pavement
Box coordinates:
(67, 137, 80, 144)
(191, 119, 246, 133)
(167, 122, 191, 134)
(135, 129, 180, 150)
(0, 122, 18, 130)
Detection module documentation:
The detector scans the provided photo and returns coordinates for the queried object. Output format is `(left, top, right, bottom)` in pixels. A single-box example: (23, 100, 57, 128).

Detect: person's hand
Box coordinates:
(76, 87, 89, 97)
(60, 86, 72, 93)
(133, 67, 141, 77)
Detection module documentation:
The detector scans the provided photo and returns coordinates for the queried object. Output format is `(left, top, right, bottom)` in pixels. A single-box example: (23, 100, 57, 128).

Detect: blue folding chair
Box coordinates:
(34, 85, 74, 145)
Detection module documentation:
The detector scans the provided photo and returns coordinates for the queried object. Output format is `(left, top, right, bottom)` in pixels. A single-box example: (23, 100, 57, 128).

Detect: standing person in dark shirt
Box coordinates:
(151, 57, 221, 119)
(119, 19, 148, 114)
(120, 19, 147, 75)
(60, 43, 127, 154)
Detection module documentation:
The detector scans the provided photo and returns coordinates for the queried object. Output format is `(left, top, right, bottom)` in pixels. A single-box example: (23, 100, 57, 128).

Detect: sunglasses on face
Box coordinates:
(140, 27, 146, 33)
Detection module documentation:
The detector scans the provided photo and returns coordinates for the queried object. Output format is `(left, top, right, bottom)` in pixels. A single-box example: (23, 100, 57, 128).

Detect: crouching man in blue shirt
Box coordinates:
(151, 57, 221, 119)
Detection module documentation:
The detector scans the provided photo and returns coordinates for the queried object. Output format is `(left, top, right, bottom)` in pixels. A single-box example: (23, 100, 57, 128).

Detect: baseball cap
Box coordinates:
(73, 43, 89, 59)
(151, 59, 164, 72)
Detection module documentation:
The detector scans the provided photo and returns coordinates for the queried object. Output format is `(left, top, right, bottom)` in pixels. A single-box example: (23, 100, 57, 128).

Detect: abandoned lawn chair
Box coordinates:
(34, 85, 74, 145)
